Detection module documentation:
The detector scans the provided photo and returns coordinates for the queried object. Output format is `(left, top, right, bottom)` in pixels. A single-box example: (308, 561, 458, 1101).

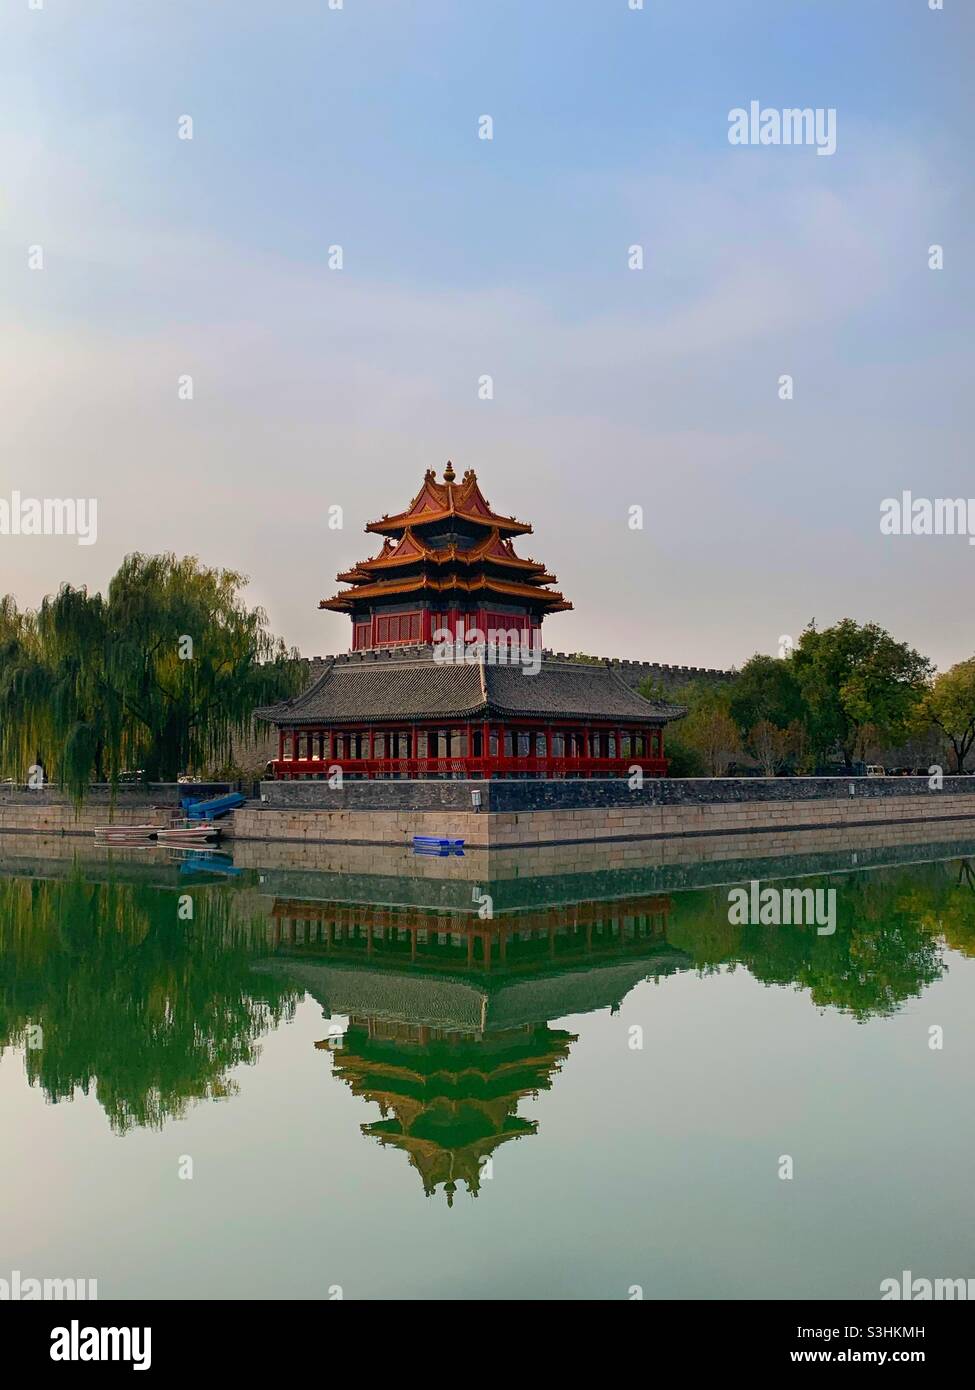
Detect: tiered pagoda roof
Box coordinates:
(321, 462, 571, 615)
(364, 461, 533, 537)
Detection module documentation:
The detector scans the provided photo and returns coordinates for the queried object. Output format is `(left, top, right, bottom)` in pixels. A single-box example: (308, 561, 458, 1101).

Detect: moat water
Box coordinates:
(2, 832, 974, 1300)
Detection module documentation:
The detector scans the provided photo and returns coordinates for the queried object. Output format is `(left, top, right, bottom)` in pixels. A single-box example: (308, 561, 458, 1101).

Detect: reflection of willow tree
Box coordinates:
(665, 868, 947, 1020)
(0, 875, 298, 1133)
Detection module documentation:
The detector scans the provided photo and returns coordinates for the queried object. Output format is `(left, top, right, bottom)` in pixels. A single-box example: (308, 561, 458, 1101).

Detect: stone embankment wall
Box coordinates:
(226, 776, 975, 848)
(0, 803, 171, 835)
(0, 784, 228, 836)
(258, 775, 975, 812)
(6, 777, 975, 847)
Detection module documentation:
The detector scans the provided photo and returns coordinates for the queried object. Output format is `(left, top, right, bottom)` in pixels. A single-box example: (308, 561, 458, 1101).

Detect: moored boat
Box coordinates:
(155, 820, 221, 844)
(93, 824, 160, 843)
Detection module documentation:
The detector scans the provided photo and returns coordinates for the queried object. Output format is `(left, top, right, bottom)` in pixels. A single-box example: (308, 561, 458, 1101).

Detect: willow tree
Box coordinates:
(0, 554, 302, 796)
(0, 594, 55, 781)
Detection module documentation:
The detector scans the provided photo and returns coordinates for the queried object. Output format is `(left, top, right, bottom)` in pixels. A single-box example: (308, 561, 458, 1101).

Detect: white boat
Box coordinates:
(155, 820, 221, 844)
(93, 824, 161, 843)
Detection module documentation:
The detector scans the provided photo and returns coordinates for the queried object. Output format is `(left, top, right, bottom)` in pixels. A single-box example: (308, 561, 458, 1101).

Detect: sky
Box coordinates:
(1, 0, 972, 671)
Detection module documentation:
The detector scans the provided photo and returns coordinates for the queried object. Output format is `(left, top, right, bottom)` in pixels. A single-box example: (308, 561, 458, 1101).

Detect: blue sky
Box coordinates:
(1, 0, 972, 669)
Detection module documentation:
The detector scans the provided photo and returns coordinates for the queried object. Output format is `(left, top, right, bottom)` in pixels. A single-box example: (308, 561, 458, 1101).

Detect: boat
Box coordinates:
(93, 824, 161, 843)
(412, 834, 465, 857)
(180, 791, 246, 820)
(155, 820, 222, 845)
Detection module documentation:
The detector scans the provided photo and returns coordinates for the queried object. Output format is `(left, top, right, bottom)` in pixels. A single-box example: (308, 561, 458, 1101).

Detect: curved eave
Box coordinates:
(260, 703, 681, 728)
(319, 573, 572, 611)
(366, 510, 533, 538)
(343, 550, 552, 579)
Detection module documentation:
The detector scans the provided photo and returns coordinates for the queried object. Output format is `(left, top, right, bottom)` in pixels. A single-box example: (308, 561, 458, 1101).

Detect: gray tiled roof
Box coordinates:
(484, 662, 683, 720)
(256, 657, 685, 726)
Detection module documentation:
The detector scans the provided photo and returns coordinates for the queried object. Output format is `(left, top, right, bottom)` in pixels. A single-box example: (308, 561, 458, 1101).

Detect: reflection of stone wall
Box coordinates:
(218, 822, 975, 912)
(231, 838, 479, 882)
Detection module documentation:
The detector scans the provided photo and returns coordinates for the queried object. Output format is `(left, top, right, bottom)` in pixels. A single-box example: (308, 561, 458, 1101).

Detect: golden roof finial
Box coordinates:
(443, 459, 456, 484)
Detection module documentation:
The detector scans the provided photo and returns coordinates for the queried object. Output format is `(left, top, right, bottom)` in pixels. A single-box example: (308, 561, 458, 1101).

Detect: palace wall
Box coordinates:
(299, 649, 733, 692)
(256, 774, 975, 813)
(230, 776, 975, 849)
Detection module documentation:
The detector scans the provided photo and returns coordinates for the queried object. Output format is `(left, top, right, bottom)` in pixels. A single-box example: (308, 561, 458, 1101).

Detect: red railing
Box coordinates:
(269, 755, 668, 780)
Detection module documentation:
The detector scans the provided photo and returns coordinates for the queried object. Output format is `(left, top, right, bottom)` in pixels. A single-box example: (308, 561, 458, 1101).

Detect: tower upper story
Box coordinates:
(320, 463, 571, 650)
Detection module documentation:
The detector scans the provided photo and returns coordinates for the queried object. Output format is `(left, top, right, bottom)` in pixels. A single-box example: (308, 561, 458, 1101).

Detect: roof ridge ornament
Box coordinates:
(443, 459, 456, 483)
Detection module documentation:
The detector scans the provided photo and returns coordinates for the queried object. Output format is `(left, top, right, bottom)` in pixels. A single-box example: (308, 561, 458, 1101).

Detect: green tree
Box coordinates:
(0, 554, 302, 797)
(729, 653, 803, 733)
(791, 620, 932, 770)
(746, 718, 796, 775)
(914, 659, 975, 772)
(659, 734, 706, 777)
(675, 686, 742, 776)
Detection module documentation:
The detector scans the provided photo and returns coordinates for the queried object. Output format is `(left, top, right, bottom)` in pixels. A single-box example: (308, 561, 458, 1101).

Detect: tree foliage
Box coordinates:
(664, 621, 935, 775)
(729, 653, 803, 732)
(791, 620, 932, 769)
(914, 659, 975, 772)
(0, 554, 302, 797)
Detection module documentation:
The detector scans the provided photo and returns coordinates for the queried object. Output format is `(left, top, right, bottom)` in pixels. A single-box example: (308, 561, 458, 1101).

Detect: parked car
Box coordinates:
(865, 765, 886, 777)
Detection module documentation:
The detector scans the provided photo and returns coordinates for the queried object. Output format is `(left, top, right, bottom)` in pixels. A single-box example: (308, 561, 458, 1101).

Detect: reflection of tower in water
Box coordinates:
(269, 894, 673, 971)
(263, 893, 681, 1204)
(320, 1019, 575, 1205)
